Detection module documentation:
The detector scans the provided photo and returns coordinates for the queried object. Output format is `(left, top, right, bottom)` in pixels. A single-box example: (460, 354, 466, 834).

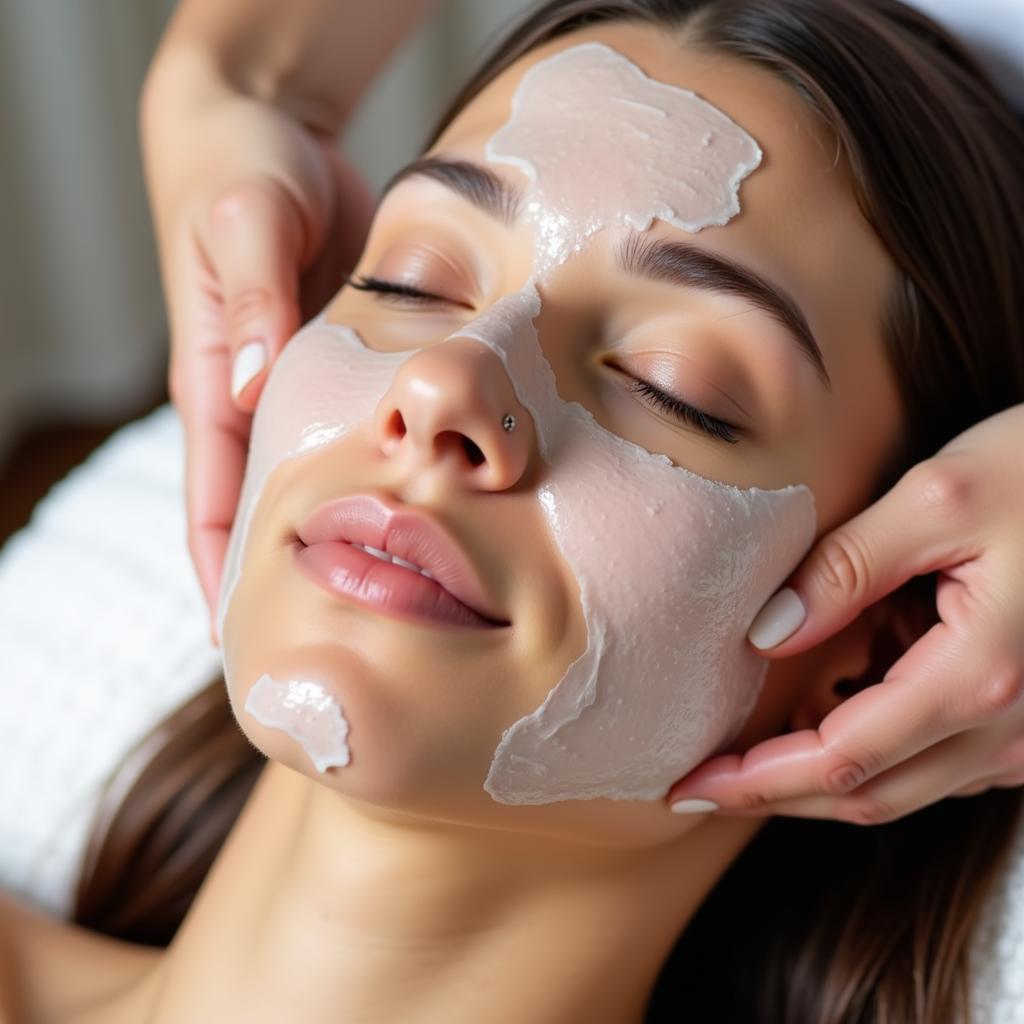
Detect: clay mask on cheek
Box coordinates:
(218, 42, 817, 802)
(218, 332, 415, 774)
(470, 42, 813, 802)
(455, 291, 815, 803)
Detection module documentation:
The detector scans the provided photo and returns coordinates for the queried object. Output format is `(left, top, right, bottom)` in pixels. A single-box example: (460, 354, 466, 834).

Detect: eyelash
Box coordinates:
(345, 274, 741, 444)
(625, 378, 740, 444)
(347, 274, 455, 306)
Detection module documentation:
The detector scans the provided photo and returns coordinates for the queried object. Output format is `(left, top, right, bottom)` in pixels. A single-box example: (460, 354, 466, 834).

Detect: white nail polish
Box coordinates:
(231, 339, 267, 399)
(747, 587, 806, 650)
(670, 798, 719, 814)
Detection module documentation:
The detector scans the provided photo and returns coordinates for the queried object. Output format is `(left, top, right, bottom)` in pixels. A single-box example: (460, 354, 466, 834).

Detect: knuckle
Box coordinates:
(823, 756, 869, 796)
(225, 285, 274, 328)
(842, 795, 898, 827)
(815, 532, 873, 605)
(905, 460, 973, 522)
(738, 790, 772, 811)
(977, 663, 1024, 719)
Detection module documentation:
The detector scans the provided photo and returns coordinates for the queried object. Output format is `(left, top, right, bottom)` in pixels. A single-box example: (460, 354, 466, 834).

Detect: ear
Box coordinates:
(787, 582, 938, 731)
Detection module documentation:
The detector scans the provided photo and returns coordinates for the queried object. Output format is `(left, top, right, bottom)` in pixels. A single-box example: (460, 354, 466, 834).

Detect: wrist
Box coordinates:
(142, 38, 343, 141)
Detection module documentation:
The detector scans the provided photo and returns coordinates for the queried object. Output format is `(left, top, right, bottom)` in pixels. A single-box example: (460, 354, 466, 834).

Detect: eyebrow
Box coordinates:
(381, 156, 522, 225)
(618, 234, 831, 389)
(381, 156, 830, 389)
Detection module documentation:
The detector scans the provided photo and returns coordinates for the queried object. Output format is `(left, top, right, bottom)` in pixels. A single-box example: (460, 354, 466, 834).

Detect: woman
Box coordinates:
(144, 0, 1024, 829)
(4, 1, 1024, 1021)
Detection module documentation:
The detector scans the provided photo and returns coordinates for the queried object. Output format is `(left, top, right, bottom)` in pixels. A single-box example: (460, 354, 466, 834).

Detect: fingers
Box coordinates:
(681, 408, 1024, 825)
(164, 225, 253, 638)
(713, 729, 991, 825)
(171, 177, 306, 637)
(295, 142, 375, 321)
(205, 179, 306, 411)
(178, 343, 252, 639)
(748, 458, 983, 655)
(951, 738, 1024, 796)
(667, 618, 1005, 813)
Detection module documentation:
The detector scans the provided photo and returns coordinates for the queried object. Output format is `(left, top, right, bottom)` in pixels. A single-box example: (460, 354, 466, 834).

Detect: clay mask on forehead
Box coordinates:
(485, 42, 765, 276)
(219, 42, 817, 804)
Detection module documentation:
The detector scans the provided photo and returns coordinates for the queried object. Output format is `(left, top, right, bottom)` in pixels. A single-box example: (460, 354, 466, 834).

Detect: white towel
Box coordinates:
(970, 824, 1024, 1022)
(0, 406, 221, 917)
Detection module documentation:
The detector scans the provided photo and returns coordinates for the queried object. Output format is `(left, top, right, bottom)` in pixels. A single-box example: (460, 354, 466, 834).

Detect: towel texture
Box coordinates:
(0, 406, 221, 917)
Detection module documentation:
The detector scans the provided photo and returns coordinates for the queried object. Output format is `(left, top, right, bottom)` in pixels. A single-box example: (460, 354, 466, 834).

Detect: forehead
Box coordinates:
(432, 21, 890, 324)
(440, 20, 839, 194)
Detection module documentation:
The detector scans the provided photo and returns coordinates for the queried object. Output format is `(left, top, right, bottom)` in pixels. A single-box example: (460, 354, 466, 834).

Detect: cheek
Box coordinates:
(220, 459, 584, 814)
(224, 287, 820, 817)
(727, 637, 847, 754)
(223, 564, 515, 810)
(217, 317, 417, 635)
(727, 658, 811, 752)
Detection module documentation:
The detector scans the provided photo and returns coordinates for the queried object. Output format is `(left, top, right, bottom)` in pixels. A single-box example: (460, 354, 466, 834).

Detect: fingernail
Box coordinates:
(670, 798, 720, 814)
(231, 339, 267, 399)
(748, 587, 806, 650)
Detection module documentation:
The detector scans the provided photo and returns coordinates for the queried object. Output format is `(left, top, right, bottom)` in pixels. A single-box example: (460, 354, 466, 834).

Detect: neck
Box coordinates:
(116, 762, 761, 1024)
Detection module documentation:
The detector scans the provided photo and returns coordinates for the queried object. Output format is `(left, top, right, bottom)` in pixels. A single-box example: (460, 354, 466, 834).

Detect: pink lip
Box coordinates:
(293, 494, 510, 630)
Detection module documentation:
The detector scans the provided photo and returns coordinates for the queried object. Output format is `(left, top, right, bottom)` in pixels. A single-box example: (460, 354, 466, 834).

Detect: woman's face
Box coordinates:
(223, 22, 901, 846)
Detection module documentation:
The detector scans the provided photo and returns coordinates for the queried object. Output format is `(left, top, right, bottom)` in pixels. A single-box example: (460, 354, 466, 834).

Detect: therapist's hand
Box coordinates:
(140, 57, 374, 637)
(667, 402, 1024, 824)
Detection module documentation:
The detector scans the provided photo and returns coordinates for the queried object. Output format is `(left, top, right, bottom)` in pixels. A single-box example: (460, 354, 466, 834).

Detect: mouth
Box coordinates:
(293, 493, 511, 631)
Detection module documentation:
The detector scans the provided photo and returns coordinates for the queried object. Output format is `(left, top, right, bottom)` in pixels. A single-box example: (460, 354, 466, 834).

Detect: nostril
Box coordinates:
(461, 436, 486, 467)
(388, 409, 407, 440)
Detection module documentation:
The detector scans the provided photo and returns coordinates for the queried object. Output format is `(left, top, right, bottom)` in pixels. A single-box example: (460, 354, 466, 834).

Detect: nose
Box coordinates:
(372, 338, 534, 491)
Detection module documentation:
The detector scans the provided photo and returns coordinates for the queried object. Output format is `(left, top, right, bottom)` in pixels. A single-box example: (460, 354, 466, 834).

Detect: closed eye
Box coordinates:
(346, 274, 468, 308)
(347, 275, 740, 444)
(622, 375, 741, 444)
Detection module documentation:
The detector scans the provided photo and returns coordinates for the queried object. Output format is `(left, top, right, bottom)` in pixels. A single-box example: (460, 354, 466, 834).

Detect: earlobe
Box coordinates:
(787, 586, 937, 731)
(787, 610, 875, 732)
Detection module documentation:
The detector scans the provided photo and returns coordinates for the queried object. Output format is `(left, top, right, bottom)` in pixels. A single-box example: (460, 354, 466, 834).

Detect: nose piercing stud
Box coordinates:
(502, 414, 517, 433)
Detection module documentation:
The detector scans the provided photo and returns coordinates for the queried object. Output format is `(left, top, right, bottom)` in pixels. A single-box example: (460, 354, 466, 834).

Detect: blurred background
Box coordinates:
(0, 0, 535, 543)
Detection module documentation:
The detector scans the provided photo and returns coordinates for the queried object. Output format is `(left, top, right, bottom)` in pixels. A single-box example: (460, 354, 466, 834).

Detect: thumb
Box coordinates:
(747, 462, 978, 656)
(205, 179, 306, 411)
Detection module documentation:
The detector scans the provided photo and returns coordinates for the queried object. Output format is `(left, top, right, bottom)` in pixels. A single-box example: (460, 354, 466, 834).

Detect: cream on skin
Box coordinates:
(245, 675, 351, 772)
(89, 23, 902, 1024)
(486, 42, 764, 273)
(220, 43, 817, 803)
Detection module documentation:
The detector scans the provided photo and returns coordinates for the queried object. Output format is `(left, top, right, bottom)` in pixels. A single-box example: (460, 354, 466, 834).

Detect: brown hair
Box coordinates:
(75, 1, 1024, 1020)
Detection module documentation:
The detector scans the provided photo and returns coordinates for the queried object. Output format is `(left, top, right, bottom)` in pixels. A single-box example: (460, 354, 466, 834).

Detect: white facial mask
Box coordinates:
(219, 42, 818, 802)
(486, 42, 764, 276)
(245, 675, 351, 773)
